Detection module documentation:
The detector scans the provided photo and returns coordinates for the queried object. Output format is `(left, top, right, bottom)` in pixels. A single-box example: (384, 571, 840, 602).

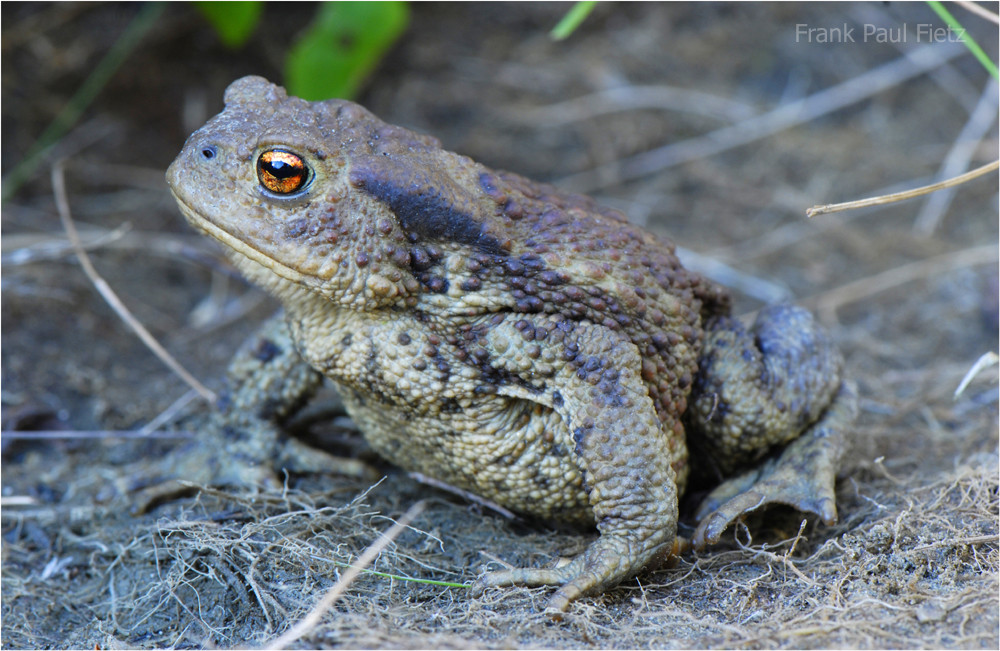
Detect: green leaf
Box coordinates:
(285, 1, 410, 100)
(195, 1, 263, 49)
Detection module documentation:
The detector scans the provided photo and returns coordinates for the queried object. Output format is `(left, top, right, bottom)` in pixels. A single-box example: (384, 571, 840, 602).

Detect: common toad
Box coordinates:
(166, 76, 856, 613)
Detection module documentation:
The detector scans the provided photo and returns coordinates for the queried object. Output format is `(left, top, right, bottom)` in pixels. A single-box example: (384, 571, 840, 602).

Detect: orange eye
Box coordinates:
(257, 149, 310, 195)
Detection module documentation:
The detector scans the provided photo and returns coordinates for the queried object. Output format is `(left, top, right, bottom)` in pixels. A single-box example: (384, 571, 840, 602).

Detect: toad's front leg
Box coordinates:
(133, 314, 371, 513)
(472, 317, 682, 614)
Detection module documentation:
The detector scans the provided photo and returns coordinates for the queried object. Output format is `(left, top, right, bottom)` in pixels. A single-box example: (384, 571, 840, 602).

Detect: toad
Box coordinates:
(166, 76, 856, 613)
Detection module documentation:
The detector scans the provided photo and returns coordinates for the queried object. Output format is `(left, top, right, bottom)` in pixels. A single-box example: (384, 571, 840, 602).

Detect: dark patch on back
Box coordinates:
(349, 158, 506, 256)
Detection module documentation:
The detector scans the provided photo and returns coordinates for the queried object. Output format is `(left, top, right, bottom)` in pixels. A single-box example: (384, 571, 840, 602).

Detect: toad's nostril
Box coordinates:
(201, 146, 217, 160)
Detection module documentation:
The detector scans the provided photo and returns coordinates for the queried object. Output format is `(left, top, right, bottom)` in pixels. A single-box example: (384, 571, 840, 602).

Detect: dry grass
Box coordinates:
(3, 459, 996, 647)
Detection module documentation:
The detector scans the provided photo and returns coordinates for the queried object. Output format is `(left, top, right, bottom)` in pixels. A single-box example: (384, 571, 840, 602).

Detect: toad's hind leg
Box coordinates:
(472, 317, 682, 614)
(685, 304, 857, 548)
(692, 380, 856, 547)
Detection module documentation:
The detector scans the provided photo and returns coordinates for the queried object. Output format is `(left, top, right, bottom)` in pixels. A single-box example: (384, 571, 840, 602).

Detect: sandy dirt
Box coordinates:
(2, 3, 997, 649)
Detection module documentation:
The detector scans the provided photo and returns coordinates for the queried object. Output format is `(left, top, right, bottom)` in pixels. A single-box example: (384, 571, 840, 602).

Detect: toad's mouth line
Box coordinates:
(170, 191, 321, 287)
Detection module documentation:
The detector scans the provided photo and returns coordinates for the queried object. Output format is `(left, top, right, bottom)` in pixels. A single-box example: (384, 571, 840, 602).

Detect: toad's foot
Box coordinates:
(692, 380, 857, 548)
(473, 535, 686, 616)
(474, 535, 652, 615)
(131, 415, 375, 514)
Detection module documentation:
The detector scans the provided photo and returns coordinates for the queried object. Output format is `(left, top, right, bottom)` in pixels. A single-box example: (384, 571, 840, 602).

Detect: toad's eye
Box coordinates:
(257, 149, 310, 195)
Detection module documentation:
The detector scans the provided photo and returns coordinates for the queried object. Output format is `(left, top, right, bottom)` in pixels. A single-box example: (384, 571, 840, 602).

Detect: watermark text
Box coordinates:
(795, 23, 966, 44)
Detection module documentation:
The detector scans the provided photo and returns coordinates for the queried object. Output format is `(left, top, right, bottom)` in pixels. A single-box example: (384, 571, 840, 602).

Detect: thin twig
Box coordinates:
(557, 42, 967, 192)
(267, 501, 427, 650)
(910, 534, 999, 552)
(139, 389, 199, 434)
(806, 160, 998, 217)
(677, 246, 793, 304)
(954, 352, 999, 399)
(511, 85, 757, 126)
(52, 161, 216, 403)
(955, 0, 1000, 24)
(2, 224, 132, 266)
(0, 430, 195, 440)
(707, 174, 933, 263)
(410, 472, 518, 519)
(814, 244, 998, 320)
(913, 79, 999, 234)
(850, 3, 982, 113)
(3, 226, 240, 280)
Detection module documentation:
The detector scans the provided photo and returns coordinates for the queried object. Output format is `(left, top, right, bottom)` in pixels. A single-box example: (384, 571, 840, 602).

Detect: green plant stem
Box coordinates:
(1, 2, 165, 203)
(550, 1, 598, 41)
(329, 559, 468, 589)
(927, 0, 999, 79)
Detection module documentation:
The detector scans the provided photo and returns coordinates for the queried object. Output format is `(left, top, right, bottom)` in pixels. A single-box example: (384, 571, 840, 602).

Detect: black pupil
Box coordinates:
(266, 159, 299, 178)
